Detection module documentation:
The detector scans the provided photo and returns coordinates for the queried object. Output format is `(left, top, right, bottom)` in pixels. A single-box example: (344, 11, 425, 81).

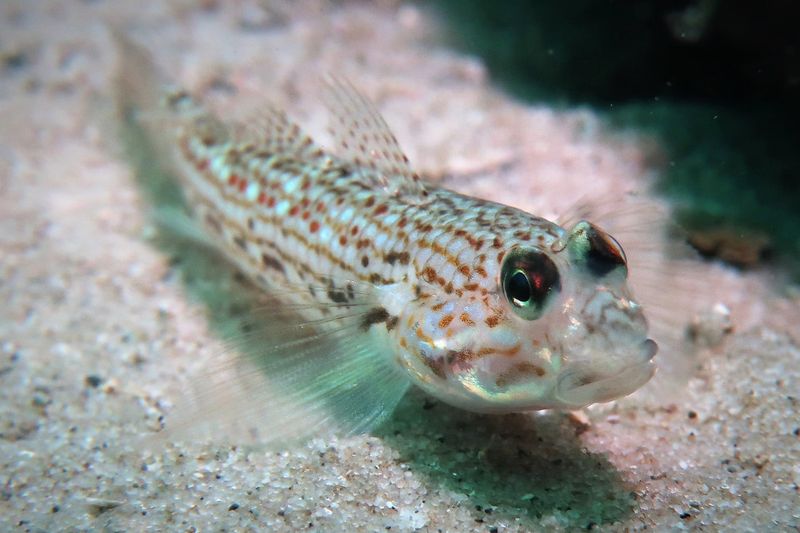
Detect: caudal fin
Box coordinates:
(111, 29, 168, 126)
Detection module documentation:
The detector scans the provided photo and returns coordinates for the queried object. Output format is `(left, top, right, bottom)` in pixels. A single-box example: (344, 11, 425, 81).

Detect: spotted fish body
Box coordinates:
(117, 35, 657, 441)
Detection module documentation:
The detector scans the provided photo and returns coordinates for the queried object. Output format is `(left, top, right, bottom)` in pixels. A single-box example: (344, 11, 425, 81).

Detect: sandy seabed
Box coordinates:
(1, 1, 798, 531)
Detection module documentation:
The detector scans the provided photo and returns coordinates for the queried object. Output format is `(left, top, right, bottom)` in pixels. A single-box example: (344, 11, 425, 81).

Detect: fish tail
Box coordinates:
(111, 28, 181, 178)
(112, 29, 171, 134)
(112, 29, 216, 229)
(113, 28, 230, 176)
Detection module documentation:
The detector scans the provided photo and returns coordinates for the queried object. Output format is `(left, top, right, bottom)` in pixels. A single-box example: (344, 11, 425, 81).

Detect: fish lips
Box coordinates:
(554, 339, 657, 408)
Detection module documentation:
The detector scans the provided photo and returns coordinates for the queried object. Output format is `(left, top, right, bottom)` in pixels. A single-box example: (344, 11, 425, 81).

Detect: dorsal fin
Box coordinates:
(230, 104, 324, 160)
(322, 77, 427, 199)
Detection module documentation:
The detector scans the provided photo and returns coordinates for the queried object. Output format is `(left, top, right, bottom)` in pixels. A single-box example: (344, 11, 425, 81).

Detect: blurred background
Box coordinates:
(432, 0, 800, 277)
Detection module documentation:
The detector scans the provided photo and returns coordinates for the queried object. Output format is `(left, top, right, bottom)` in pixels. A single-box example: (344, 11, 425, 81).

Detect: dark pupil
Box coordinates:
(585, 229, 626, 277)
(508, 271, 531, 304)
(501, 249, 562, 318)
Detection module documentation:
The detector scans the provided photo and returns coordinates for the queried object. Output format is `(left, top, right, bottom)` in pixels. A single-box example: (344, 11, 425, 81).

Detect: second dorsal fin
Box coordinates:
(322, 77, 427, 199)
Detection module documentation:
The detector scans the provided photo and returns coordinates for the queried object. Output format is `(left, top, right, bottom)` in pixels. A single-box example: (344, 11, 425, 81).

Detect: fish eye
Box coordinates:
(567, 221, 628, 278)
(501, 247, 561, 320)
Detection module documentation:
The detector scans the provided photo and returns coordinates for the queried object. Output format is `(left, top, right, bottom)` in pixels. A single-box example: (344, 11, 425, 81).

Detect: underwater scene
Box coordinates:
(1, 1, 798, 531)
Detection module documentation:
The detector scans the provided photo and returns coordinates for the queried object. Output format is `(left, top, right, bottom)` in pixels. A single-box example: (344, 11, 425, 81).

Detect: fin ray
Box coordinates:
(559, 191, 724, 403)
(229, 104, 325, 162)
(154, 283, 410, 446)
(322, 76, 427, 198)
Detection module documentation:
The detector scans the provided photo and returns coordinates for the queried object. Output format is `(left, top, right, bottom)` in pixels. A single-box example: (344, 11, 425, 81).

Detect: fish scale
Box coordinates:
(180, 129, 559, 301)
(169, 89, 554, 311)
(116, 33, 658, 442)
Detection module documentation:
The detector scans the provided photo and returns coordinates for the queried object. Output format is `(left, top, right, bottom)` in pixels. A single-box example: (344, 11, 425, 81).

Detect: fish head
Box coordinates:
(393, 220, 656, 412)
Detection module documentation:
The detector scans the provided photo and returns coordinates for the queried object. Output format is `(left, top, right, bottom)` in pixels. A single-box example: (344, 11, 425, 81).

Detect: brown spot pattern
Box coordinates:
(177, 106, 564, 324)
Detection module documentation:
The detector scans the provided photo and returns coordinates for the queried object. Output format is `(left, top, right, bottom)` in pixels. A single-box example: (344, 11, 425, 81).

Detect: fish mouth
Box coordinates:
(554, 339, 658, 408)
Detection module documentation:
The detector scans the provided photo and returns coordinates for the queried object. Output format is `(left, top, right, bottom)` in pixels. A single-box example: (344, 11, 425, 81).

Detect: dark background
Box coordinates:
(432, 0, 800, 275)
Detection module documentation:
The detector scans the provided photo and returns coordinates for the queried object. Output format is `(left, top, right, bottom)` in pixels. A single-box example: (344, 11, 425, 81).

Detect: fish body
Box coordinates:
(116, 35, 656, 441)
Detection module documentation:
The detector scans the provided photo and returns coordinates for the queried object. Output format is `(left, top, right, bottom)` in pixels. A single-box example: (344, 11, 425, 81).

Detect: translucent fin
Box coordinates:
(230, 103, 325, 161)
(150, 206, 216, 249)
(113, 29, 228, 177)
(151, 283, 410, 446)
(322, 77, 427, 198)
(558, 192, 725, 403)
(112, 28, 165, 124)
